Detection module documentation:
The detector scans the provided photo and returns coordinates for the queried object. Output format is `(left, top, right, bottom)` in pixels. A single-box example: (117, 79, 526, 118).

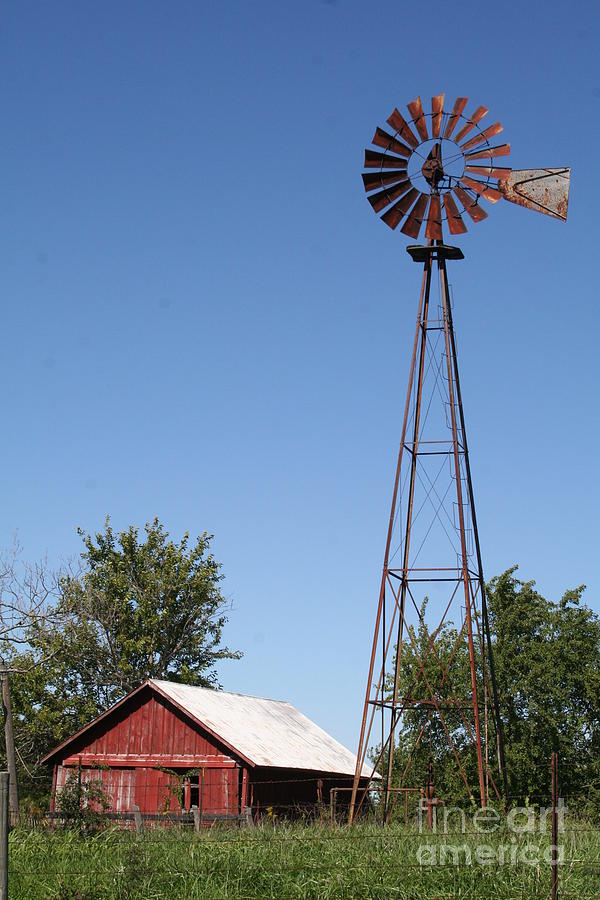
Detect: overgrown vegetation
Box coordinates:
(8, 822, 600, 899)
(384, 567, 600, 812)
(0, 518, 242, 805)
(55, 767, 112, 833)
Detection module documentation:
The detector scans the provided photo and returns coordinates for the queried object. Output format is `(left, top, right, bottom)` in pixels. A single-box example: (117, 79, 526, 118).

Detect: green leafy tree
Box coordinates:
(9, 518, 241, 801)
(487, 567, 600, 807)
(385, 570, 600, 812)
(381, 602, 485, 807)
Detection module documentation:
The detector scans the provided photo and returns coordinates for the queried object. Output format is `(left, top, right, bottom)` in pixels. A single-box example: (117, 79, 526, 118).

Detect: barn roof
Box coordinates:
(42, 679, 376, 778)
(150, 680, 374, 777)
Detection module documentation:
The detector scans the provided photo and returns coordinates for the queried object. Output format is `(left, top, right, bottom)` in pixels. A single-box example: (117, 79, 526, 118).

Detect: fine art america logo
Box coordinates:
(416, 801, 566, 867)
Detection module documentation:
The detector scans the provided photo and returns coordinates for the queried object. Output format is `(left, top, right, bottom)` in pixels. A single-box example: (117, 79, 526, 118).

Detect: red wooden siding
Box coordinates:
(53, 687, 241, 816)
(62, 691, 232, 762)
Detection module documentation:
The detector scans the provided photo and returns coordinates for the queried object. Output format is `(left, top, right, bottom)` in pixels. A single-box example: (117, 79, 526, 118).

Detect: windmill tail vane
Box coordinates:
(362, 93, 571, 240)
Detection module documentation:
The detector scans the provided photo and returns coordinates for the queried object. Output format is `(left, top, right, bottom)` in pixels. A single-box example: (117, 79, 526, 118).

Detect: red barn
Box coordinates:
(42, 679, 373, 820)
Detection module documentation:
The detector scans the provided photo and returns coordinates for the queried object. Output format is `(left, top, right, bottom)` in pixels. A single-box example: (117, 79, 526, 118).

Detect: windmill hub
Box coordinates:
(421, 142, 445, 189)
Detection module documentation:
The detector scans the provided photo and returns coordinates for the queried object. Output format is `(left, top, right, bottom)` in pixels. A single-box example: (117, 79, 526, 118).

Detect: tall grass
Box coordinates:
(9, 821, 600, 899)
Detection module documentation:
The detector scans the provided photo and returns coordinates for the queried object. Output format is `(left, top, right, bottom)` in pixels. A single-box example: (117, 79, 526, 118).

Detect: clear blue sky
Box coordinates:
(2, 0, 598, 752)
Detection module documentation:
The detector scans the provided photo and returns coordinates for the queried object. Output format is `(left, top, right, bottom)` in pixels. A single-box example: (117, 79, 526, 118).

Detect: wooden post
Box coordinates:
(0, 772, 8, 900)
(133, 804, 143, 835)
(1, 673, 19, 821)
(199, 767, 205, 828)
(191, 804, 200, 833)
(551, 752, 559, 900)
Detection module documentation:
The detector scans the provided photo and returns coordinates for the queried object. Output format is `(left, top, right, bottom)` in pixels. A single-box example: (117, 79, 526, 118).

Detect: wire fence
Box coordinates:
(4, 758, 600, 898)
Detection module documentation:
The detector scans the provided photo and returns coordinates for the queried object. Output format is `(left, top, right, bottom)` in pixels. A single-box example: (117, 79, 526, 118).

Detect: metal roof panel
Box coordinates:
(150, 680, 375, 777)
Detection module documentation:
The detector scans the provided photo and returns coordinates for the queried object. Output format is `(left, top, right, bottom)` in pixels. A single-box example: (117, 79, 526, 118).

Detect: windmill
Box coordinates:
(348, 94, 570, 824)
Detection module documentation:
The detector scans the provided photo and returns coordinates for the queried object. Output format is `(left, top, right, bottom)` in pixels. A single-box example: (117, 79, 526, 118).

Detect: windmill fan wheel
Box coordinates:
(363, 94, 511, 241)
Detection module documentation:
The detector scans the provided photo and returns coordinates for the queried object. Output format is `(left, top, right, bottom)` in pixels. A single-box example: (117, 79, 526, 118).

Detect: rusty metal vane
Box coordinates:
(362, 94, 571, 240)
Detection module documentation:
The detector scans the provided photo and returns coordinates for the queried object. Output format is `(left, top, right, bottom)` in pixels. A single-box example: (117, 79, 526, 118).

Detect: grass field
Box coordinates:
(9, 821, 600, 899)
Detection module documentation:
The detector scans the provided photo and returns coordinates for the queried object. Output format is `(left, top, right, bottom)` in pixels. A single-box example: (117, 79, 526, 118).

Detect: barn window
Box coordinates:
(181, 774, 200, 810)
(189, 775, 200, 809)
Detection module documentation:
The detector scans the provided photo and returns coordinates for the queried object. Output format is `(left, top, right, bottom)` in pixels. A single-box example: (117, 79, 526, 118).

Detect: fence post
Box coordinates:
(0, 771, 9, 900)
(551, 752, 558, 900)
(191, 804, 200, 833)
(133, 804, 144, 835)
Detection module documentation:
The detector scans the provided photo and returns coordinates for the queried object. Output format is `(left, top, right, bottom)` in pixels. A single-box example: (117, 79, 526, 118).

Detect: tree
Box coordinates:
(11, 518, 242, 802)
(487, 568, 600, 807)
(381, 602, 484, 807)
(0, 542, 63, 817)
(385, 569, 600, 811)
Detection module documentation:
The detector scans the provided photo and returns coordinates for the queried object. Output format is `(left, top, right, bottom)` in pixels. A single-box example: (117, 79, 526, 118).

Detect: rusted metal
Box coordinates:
(453, 184, 488, 222)
(387, 107, 419, 148)
(423, 759, 441, 830)
(349, 242, 508, 823)
(381, 187, 419, 229)
(364, 149, 408, 169)
(383, 239, 434, 816)
(367, 179, 411, 213)
(425, 194, 443, 240)
(454, 105, 488, 143)
(464, 143, 511, 161)
(441, 200, 471, 239)
(460, 175, 503, 203)
(407, 96, 428, 141)
(400, 194, 429, 238)
(465, 164, 511, 180)
(442, 288, 509, 807)
(348, 253, 433, 825)
(439, 252, 488, 809)
(461, 121, 504, 152)
(431, 94, 445, 138)
(372, 127, 412, 157)
(443, 97, 468, 138)
(362, 170, 409, 192)
(443, 193, 468, 234)
(421, 143, 444, 189)
(498, 168, 570, 221)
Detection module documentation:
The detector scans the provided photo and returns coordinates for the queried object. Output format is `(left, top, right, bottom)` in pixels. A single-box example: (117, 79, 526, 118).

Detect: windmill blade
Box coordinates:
(443, 97, 468, 139)
(407, 97, 428, 142)
(464, 143, 511, 161)
(364, 149, 408, 169)
(454, 105, 488, 143)
(400, 194, 429, 238)
(381, 188, 419, 229)
(387, 108, 419, 149)
(372, 127, 412, 158)
(453, 185, 488, 222)
(497, 168, 570, 221)
(461, 122, 504, 153)
(460, 176, 503, 203)
(362, 171, 411, 193)
(367, 179, 411, 213)
(431, 94, 445, 139)
(465, 164, 512, 180)
(443, 193, 468, 234)
(425, 194, 443, 240)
